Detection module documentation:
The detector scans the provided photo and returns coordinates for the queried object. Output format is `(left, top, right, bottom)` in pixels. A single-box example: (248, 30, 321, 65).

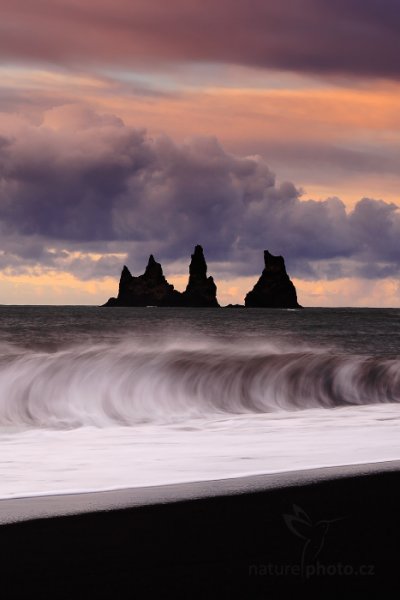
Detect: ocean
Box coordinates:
(0, 306, 399, 499)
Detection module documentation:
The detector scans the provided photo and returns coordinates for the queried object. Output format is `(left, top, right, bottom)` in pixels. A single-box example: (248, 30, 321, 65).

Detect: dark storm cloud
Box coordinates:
(0, 105, 399, 281)
(1, 0, 400, 79)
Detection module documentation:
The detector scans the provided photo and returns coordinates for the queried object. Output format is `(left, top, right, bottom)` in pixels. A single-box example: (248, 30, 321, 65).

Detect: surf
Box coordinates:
(0, 335, 398, 429)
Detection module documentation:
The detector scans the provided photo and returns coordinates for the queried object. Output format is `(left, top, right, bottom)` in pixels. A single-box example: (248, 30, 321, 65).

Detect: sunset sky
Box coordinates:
(1, 0, 400, 306)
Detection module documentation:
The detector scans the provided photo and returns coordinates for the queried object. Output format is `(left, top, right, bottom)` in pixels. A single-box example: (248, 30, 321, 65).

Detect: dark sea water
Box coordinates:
(1, 306, 399, 355)
(0, 306, 399, 498)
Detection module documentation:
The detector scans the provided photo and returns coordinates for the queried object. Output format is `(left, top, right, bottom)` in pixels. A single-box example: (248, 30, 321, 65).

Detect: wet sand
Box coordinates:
(1, 461, 400, 597)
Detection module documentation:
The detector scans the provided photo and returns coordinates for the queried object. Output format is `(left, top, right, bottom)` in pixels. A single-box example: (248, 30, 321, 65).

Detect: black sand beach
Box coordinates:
(2, 462, 400, 598)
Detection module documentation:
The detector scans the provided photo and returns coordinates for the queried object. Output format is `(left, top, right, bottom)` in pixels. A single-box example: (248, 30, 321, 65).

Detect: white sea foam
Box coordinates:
(0, 405, 400, 499)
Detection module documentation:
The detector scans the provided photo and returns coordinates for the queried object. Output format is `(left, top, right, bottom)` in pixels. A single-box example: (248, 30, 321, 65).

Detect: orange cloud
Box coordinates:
(4, 65, 400, 140)
(77, 81, 400, 141)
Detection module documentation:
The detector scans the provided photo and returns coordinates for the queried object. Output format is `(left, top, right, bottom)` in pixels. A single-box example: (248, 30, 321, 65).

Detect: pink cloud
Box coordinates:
(1, 0, 400, 78)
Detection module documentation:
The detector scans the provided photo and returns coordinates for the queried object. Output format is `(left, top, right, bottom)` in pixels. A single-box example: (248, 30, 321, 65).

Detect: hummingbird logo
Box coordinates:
(283, 505, 343, 577)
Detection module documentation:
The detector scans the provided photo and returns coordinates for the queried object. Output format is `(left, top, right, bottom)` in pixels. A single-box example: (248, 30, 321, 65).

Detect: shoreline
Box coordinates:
(1, 459, 400, 524)
(2, 460, 400, 596)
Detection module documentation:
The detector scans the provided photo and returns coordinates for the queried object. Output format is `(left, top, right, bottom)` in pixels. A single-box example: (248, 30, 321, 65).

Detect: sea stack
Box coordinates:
(103, 245, 219, 307)
(103, 255, 181, 307)
(245, 250, 301, 308)
(181, 245, 219, 307)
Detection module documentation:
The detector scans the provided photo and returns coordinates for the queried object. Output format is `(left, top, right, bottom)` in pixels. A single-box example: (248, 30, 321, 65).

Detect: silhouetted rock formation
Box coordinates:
(245, 250, 301, 308)
(104, 247, 301, 309)
(103, 255, 181, 307)
(181, 245, 219, 307)
(103, 246, 219, 307)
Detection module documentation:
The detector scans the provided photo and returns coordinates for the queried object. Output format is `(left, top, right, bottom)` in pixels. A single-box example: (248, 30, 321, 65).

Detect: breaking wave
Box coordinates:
(0, 336, 399, 429)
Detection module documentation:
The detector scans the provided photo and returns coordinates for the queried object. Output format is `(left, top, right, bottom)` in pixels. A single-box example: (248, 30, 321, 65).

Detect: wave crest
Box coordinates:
(0, 337, 399, 429)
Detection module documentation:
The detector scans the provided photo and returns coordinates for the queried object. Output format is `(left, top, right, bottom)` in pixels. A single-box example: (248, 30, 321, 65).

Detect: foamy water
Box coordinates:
(0, 306, 399, 498)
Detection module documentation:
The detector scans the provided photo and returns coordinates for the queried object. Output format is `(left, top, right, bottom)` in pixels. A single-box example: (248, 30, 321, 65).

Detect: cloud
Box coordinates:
(1, 1, 400, 79)
(2, 67, 400, 206)
(0, 104, 399, 286)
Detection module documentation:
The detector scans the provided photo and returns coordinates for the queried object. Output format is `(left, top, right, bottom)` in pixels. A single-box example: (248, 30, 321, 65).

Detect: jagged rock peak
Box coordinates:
(244, 250, 301, 309)
(102, 245, 220, 307)
(121, 265, 132, 279)
(264, 250, 286, 272)
(189, 245, 208, 278)
(103, 254, 180, 307)
(118, 265, 133, 295)
(144, 254, 164, 279)
(183, 245, 219, 307)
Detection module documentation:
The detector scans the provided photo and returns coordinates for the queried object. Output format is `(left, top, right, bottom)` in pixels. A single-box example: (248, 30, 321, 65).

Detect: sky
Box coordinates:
(1, 0, 400, 306)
